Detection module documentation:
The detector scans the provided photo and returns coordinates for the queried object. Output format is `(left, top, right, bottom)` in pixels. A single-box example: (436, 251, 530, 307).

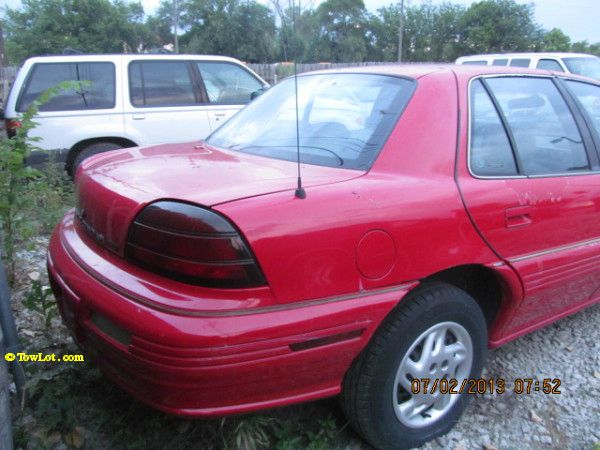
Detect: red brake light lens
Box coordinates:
(5, 119, 22, 138)
(126, 201, 266, 288)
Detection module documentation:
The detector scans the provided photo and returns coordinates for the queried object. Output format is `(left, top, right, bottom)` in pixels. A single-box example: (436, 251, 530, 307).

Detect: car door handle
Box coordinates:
(505, 205, 532, 228)
(214, 112, 227, 118)
(131, 113, 145, 120)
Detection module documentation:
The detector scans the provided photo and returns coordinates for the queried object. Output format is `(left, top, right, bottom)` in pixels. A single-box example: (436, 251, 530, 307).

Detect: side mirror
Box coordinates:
(250, 86, 269, 101)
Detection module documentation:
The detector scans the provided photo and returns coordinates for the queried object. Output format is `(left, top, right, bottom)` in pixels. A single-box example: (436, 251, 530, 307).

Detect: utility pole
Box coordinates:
(173, 0, 179, 54)
(397, 0, 404, 62)
(0, 20, 6, 67)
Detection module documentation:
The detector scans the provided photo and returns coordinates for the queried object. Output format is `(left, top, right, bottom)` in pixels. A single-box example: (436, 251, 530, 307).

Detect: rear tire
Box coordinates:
(341, 282, 487, 450)
(71, 142, 124, 178)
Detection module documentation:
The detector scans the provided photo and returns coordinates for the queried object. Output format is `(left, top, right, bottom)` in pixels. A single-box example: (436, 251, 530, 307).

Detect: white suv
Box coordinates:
(456, 52, 600, 80)
(1, 54, 268, 175)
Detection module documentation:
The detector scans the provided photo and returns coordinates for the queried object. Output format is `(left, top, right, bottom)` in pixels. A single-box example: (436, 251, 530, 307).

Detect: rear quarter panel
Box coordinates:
(216, 71, 500, 304)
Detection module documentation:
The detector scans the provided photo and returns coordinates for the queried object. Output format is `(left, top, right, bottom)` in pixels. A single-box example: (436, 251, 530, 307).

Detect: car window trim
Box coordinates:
(478, 78, 524, 175)
(560, 78, 600, 161)
(467, 73, 600, 180)
(128, 59, 201, 108)
(194, 61, 265, 106)
(552, 77, 599, 169)
(16, 61, 117, 113)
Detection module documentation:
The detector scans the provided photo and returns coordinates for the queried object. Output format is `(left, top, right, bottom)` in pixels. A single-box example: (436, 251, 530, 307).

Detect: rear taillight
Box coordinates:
(126, 201, 266, 288)
(5, 119, 22, 138)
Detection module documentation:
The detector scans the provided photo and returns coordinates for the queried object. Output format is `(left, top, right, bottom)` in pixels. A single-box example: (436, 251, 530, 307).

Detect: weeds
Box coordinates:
(0, 81, 78, 284)
(22, 280, 57, 330)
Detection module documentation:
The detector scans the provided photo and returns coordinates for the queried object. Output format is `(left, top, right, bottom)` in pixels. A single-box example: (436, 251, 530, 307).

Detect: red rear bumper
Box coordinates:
(48, 211, 414, 416)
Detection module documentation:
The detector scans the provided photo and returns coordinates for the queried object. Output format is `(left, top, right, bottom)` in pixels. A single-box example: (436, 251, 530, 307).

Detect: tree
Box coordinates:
(370, 2, 465, 62)
(457, 0, 541, 54)
(304, 0, 372, 62)
(540, 28, 571, 52)
(175, 0, 277, 62)
(3, 0, 152, 63)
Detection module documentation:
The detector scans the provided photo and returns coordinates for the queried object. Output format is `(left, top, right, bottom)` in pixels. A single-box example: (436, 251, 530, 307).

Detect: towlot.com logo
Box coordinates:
(4, 352, 84, 363)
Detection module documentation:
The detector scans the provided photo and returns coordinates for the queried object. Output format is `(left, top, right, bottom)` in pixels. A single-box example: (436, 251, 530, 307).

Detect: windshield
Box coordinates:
(206, 73, 416, 170)
(563, 57, 600, 80)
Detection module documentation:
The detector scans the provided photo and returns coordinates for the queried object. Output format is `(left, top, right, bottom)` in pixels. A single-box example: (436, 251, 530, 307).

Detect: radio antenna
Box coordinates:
(292, 0, 306, 199)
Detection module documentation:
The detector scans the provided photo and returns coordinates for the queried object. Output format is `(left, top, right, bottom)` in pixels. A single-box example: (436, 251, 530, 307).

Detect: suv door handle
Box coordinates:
(505, 205, 532, 228)
(132, 113, 146, 120)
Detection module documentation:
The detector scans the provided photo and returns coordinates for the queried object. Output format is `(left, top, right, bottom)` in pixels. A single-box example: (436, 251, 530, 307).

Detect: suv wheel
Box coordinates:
(71, 142, 124, 178)
(341, 282, 488, 450)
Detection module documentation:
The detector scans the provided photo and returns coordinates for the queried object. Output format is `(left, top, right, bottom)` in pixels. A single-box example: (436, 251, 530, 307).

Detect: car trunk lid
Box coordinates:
(75, 141, 363, 255)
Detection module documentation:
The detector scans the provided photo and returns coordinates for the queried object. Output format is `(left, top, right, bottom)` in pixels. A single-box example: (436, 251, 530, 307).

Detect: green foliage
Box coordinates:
(23, 280, 57, 330)
(3, 0, 152, 64)
(229, 415, 274, 450)
(0, 81, 77, 283)
(3, 0, 600, 64)
(542, 28, 572, 52)
(273, 413, 341, 450)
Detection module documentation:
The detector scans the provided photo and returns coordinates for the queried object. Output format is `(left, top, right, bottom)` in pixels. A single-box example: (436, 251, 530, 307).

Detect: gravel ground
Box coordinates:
(8, 237, 600, 450)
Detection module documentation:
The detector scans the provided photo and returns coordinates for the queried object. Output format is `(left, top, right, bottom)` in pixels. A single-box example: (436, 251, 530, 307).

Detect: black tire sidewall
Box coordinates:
(72, 142, 123, 176)
(353, 285, 487, 449)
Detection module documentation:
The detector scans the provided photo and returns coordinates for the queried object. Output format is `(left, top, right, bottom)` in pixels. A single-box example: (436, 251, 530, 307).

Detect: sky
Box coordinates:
(2, 0, 599, 43)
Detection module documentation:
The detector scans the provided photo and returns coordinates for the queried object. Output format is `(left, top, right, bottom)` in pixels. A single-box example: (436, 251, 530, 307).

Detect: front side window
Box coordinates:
(509, 58, 531, 67)
(536, 59, 564, 72)
(566, 81, 600, 136)
(470, 80, 518, 176)
(196, 62, 263, 105)
(129, 61, 196, 107)
(18, 62, 115, 112)
(207, 74, 415, 170)
(486, 77, 588, 175)
(563, 57, 600, 80)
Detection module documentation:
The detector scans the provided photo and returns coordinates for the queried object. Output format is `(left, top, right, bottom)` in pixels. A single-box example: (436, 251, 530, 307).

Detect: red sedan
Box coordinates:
(47, 64, 600, 449)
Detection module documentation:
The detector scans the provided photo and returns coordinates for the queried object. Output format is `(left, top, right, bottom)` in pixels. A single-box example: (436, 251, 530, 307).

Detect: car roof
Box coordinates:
(23, 54, 244, 64)
(458, 52, 596, 60)
(298, 63, 599, 83)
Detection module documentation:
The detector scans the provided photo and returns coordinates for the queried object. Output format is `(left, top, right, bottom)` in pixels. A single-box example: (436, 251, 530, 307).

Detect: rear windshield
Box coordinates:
(206, 73, 416, 170)
(18, 62, 115, 112)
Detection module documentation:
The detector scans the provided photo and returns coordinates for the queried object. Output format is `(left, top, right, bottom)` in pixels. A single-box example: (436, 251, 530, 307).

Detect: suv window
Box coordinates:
(509, 59, 531, 67)
(18, 62, 115, 112)
(196, 62, 263, 105)
(486, 77, 589, 175)
(492, 59, 509, 66)
(470, 80, 518, 176)
(536, 59, 564, 72)
(566, 81, 600, 136)
(129, 61, 196, 107)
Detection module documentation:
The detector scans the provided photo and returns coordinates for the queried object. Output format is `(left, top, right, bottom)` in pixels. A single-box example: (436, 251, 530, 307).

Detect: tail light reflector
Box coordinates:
(5, 119, 22, 138)
(126, 201, 265, 288)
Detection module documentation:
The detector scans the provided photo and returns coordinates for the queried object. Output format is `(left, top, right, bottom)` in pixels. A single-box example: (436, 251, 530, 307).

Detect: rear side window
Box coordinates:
(536, 59, 564, 72)
(566, 81, 600, 136)
(462, 60, 487, 66)
(129, 61, 196, 107)
(196, 62, 263, 105)
(485, 77, 589, 175)
(492, 59, 509, 66)
(18, 62, 115, 112)
(470, 80, 518, 176)
(509, 59, 530, 67)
